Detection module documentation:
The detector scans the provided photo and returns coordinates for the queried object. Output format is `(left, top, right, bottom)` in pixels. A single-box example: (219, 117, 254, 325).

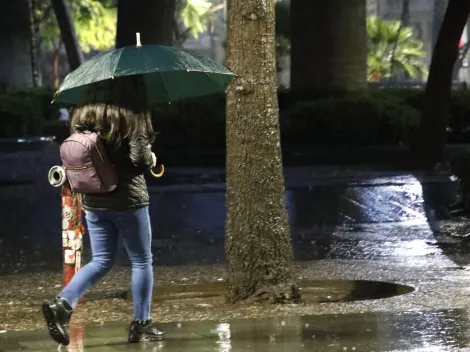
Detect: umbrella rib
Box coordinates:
(111, 48, 125, 78)
(202, 71, 225, 91)
(157, 72, 171, 102)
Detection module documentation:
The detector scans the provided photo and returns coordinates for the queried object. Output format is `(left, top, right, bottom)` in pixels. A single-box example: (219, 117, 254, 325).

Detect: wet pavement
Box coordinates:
(0, 167, 461, 271)
(4, 162, 470, 350)
(4, 310, 470, 351)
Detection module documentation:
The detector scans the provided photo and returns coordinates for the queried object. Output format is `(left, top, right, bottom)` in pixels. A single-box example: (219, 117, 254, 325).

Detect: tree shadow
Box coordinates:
(417, 176, 470, 267)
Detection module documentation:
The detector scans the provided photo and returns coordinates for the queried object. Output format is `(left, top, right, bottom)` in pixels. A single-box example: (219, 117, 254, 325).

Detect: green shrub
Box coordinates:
(448, 90, 470, 143)
(449, 148, 470, 180)
(3, 86, 470, 148)
(371, 88, 470, 144)
(280, 93, 420, 146)
(151, 93, 226, 147)
(370, 87, 424, 110)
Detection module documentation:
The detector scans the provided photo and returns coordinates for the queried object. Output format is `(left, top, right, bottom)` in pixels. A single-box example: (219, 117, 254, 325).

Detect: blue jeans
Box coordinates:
(59, 206, 153, 321)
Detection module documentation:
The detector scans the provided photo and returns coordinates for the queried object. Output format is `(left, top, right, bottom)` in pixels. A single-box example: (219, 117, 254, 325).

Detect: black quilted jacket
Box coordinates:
(81, 136, 154, 211)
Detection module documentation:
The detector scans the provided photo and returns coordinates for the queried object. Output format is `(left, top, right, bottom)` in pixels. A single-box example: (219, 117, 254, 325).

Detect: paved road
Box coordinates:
(0, 165, 460, 272)
(3, 162, 470, 351)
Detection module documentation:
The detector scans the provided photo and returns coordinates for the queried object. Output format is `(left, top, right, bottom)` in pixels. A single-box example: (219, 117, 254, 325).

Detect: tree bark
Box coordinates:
(432, 0, 448, 51)
(51, 0, 84, 70)
(53, 42, 63, 89)
(0, 0, 33, 87)
(401, 0, 411, 27)
(28, 0, 41, 87)
(225, 0, 299, 304)
(412, 0, 470, 169)
(290, 0, 367, 92)
(116, 0, 175, 48)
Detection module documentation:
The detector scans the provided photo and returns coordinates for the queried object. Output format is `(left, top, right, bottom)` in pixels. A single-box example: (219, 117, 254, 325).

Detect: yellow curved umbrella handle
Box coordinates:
(150, 164, 165, 178)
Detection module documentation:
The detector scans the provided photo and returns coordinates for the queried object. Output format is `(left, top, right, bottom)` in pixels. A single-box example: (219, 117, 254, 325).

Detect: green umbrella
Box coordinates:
(53, 33, 234, 105)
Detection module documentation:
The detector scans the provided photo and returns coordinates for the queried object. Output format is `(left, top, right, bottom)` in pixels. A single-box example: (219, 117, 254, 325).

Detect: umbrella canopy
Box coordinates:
(53, 35, 234, 105)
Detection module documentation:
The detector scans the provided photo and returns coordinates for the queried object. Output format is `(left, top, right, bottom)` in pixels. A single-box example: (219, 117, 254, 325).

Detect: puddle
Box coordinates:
(2, 310, 470, 351)
(121, 280, 414, 304)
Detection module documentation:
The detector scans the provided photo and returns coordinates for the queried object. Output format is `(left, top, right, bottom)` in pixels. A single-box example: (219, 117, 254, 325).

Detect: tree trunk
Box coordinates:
(116, 0, 175, 48)
(432, 0, 448, 51)
(51, 0, 83, 70)
(225, 0, 299, 304)
(402, 0, 411, 27)
(412, 0, 470, 169)
(28, 0, 41, 87)
(0, 0, 33, 87)
(53, 42, 63, 88)
(290, 0, 367, 92)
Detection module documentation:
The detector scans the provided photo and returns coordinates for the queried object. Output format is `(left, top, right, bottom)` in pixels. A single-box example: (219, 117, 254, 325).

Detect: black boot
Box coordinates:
(42, 297, 73, 346)
(128, 319, 165, 343)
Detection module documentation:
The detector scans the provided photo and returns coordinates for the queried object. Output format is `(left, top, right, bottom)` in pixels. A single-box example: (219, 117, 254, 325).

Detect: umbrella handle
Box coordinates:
(150, 164, 165, 178)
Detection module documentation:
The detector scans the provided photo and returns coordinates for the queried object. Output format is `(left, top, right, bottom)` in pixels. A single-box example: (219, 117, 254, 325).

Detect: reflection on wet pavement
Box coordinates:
(3, 310, 470, 351)
(0, 173, 458, 272)
(0, 175, 462, 271)
(2, 169, 470, 351)
(0, 172, 463, 272)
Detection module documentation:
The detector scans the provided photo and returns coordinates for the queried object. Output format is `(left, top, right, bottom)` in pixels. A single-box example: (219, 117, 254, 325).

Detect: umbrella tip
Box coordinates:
(136, 32, 142, 47)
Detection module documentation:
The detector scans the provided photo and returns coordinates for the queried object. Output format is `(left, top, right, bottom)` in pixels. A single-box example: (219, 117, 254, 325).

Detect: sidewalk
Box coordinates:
(2, 163, 470, 350)
(2, 253, 470, 350)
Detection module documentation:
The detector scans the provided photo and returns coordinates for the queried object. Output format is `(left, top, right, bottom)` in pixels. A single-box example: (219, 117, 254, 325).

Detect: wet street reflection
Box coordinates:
(0, 173, 461, 272)
(1, 170, 469, 351)
(2, 310, 470, 351)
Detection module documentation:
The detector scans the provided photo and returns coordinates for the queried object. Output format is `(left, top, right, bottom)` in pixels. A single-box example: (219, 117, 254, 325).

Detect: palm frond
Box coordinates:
(367, 16, 428, 81)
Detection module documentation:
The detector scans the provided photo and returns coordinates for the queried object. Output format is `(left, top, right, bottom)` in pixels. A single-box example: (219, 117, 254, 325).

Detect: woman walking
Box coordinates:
(42, 76, 164, 346)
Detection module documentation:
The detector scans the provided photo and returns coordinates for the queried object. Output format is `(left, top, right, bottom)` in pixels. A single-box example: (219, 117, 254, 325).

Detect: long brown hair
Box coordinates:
(70, 75, 155, 148)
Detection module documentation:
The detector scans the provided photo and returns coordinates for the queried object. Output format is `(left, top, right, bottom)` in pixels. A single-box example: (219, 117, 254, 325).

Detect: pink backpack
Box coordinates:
(60, 132, 118, 194)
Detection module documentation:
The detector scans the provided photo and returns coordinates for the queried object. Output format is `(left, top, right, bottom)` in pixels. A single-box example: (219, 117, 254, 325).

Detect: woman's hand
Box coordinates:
(151, 152, 157, 168)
